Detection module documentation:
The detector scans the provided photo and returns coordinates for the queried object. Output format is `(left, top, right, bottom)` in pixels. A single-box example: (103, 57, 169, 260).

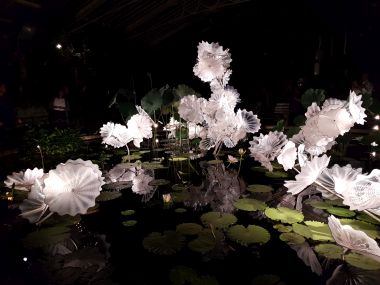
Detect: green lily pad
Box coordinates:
(251, 166, 266, 173)
(188, 229, 224, 254)
(233, 198, 267, 212)
(339, 219, 380, 239)
(169, 157, 188, 162)
(200, 212, 237, 229)
(121, 209, 135, 216)
(345, 253, 380, 270)
(264, 207, 304, 224)
(227, 224, 270, 246)
(273, 224, 293, 233)
(265, 171, 289, 178)
(142, 231, 185, 255)
(175, 208, 187, 213)
(279, 232, 305, 245)
(172, 184, 188, 191)
(314, 243, 343, 259)
(172, 191, 190, 203)
(292, 221, 334, 241)
(306, 200, 333, 210)
(23, 226, 71, 248)
(176, 223, 203, 235)
(96, 191, 122, 202)
(356, 213, 380, 225)
(141, 161, 168, 170)
(122, 154, 142, 162)
(122, 220, 137, 227)
(326, 207, 356, 218)
(325, 199, 344, 207)
(148, 179, 170, 186)
(246, 184, 274, 193)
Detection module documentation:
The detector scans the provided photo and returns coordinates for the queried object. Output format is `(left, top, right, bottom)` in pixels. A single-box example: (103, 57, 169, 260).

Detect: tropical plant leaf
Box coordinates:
(273, 224, 293, 233)
(142, 231, 185, 255)
(122, 220, 137, 227)
(246, 184, 273, 193)
(345, 253, 380, 270)
(326, 207, 356, 218)
(279, 232, 305, 245)
(314, 243, 343, 259)
(292, 221, 334, 241)
(188, 229, 224, 254)
(176, 223, 203, 235)
(339, 219, 380, 239)
(96, 191, 122, 202)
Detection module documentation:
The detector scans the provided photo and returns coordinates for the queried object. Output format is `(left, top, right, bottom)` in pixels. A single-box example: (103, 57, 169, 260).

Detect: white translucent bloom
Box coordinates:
(188, 122, 207, 139)
(236, 109, 261, 134)
(209, 86, 240, 111)
(285, 154, 330, 195)
(100, 122, 132, 148)
(43, 159, 105, 216)
(342, 169, 380, 211)
(178, 95, 206, 124)
(127, 114, 153, 141)
(193, 41, 231, 82)
(277, 141, 297, 171)
(249, 131, 288, 171)
(227, 155, 238, 164)
(297, 144, 308, 167)
(163, 117, 183, 138)
(348, 90, 367, 125)
(131, 172, 154, 195)
(316, 108, 353, 137)
(328, 216, 380, 262)
(317, 164, 362, 198)
(107, 163, 136, 182)
(19, 179, 48, 223)
(305, 102, 320, 119)
(4, 167, 44, 191)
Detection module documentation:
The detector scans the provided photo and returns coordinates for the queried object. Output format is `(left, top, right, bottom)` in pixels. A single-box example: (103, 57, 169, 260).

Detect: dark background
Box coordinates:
(1, 0, 380, 130)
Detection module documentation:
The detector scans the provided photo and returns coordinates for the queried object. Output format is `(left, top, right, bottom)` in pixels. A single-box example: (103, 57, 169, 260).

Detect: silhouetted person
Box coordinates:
(51, 85, 70, 128)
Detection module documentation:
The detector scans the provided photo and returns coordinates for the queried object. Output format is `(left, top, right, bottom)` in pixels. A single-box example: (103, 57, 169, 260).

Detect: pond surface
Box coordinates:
(0, 147, 379, 285)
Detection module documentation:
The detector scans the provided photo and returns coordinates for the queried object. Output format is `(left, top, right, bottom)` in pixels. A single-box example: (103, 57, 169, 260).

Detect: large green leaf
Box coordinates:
(200, 212, 237, 229)
(233, 198, 267, 211)
(142, 231, 185, 255)
(264, 207, 304, 224)
(227, 225, 270, 246)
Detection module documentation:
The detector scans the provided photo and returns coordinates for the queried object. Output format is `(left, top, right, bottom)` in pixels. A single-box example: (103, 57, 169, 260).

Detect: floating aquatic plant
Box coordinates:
(122, 220, 137, 227)
(314, 243, 343, 259)
(246, 184, 273, 193)
(176, 223, 203, 235)
(233, 198, 267, 212)
(273, 224, 292, 233)
(227, 224, 270, 246)
(188, 229, 224, 254)
(200, 212, 237, 229)
(264, 207, 304, 224)
(279, 232, 305, 245)
(96, 191, 122, 202)
(345, 253, 380, 270)
(326, 207, 356, 217)
(292, 221, 334, 241)
(142, 231, 185, 255)
(23, 226, 71, 248)
(120, 209, 135, 216)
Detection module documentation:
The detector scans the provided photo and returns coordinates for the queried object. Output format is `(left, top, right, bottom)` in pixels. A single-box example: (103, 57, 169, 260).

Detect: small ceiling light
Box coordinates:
(56, 43, 62, 50)
(375, 115, 380, 120)
(373, 125, 379, 131)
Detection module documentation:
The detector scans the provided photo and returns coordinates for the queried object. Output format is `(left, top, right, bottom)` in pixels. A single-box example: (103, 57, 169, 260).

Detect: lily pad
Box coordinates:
(142, 231, 185, 255)
(175, 208, 187, 213)
(356, 213, 380, 225)
(148, 179, 170, 186)
(122, 220, 137, 227)
(176, 223, 203, 235)
(273, 224, 293, 233)
(292, 221, 334, 242)
(251, 166, 266, 173)
(188, 229, 224, 254)
(96, 191, 122, 202)
(326, 207, 356, 218)
(227, 224, 270, 246)
(279, 232, 305, 245)
(172, 184, 188, 191)
(265, 171, 289, 178)
(200, 212, 237, 229)
(246, 184, 274, 193)
(23, 226, 71, 248)
(339, 219, 380, 239)
(345, 253, 380, 270)
(314, 243, 343, 259)
(141, 161, 168, 170)
(307, 200, 333, 210)
(169, 157, 188, 162)
(121, 209, 135, 216)
(233, 198, 267, 212)
(265, 207, 304, 224)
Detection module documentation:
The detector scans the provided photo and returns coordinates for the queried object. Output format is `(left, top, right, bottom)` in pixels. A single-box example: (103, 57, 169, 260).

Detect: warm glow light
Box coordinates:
(153, 123, 158, 128)
(371, 142, 378, 147)
(372, 151, 376, 157)
(375, 115, 380, 120)
(162, 193, 172, 203)
(56, 43, 62, 50)
(155, 138, 159, 143)
(23, 257, 28, 262)
(37, 145, 40, 149)
(374, 125, 379, 131)
(238, 148, 246, 155)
